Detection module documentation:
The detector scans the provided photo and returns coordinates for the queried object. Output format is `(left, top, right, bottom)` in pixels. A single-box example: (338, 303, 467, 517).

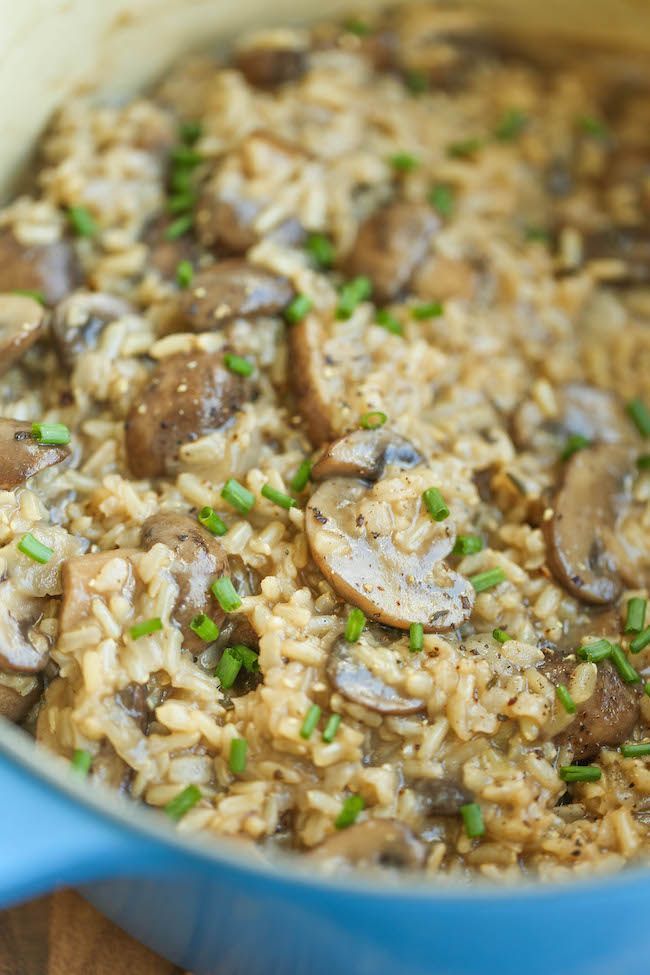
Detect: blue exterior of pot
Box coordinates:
(0, 725, 649, 975)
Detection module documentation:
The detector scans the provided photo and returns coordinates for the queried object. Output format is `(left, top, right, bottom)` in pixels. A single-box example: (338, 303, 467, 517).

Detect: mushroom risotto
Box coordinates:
(1, 3, 650, 881)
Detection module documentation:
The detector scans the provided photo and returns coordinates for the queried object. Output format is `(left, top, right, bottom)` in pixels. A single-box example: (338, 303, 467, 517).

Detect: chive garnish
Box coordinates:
(229, 738, 248, 774)
(359, 410, 387, 430)
(344, 608, 366, 643)
(129, 617, 163, 640)
(179, 120, 203, 145)
(637, 454, 650, 471)
(335, 794, 365, 829)
(71, 749, 92, 777)
(198, 506, 227, 537)
(524, 225, 550, 243)
(12, 289, 45, 304)
(336, 276, 372, 319)
(164, 214, 193, 240)
(215, 648, 242, 689)
(492, 628, 510, 644)
(224, 353, 254, 377)
(559, 765, 601, 783)
(17, 533, 53, 564)
(190, 614, 220, 642)
(211, 576, 242, 613)
(231, 645, 259, 673)
(344, 17, 371, 35)
(452, 534, 484, 556)
(561, 433, 591, 461)
(460, 802, 485, 838)
(423, 487, 450, 522)
(290, 459, 312, 493)
(627, 398, 650, 437)
(576, 638, 612, 662)
(167, 192, 197, 214)
(577, 115, 609, 140)
(412, 301, 443, 320)
(389, 152, 419, 172)
(556, 684, 576, 715)
(221, 478, 254, 515)
(375, 309, 403, 335)
(409, 622, 424, 653)
(305, 233, 335, 269)
(404, 70, 428, 95)
(300, 704, 322, 739)
(447, 138, 482, 159)
(165, 784, 202, 821)
(610, 644, 640, 684)
(176, 259, 194, 288)
(494, 108, 527, 141)
(625, 597, 647, 634)
(620, 742, 650, 758)
(470, 567, 506, 592)
(284, 294, 313, 324)
(428, 183, 454, 218)
(261, 484, 297, 510)
(68, 205, 98, 238)
(170, 146, 203, 168)
(31, 422, 71, 445)
(630, 627, 650, 655)
(322, 713, 342, 743)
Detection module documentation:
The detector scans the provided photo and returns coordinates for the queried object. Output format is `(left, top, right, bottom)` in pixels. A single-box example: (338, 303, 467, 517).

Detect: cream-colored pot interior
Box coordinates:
(1, 0, 650, 197)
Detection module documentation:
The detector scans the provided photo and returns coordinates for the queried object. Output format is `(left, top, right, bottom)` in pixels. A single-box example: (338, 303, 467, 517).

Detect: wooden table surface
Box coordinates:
(0, 891, 188, 975)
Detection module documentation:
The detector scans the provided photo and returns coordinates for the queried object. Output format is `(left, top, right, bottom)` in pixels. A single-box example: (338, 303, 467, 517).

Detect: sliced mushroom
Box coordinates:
(177, 261, 293, 330)
(410, 777, 474, 816)
(581, 226, 650, 284)
(0, 294, 48, 376)
(90, 739, 133, 794)
(0, 583, 50, 673)
(50, 291, 132, 366)
(141, 512, 228, 652)
(60, 550, 140, 633)
(310, 819, 425, 869)
(306, 478, 474, 631)
(540, 654, 640, 760)
(234, 46, 308, 89)
(124, 352, 251, 479)
(345, 202, 439, 302)
(0, 418, 70, 490)
(312, 428, 422, 482)
(287, 315, 338, 447)
(0, 230, 80, 305)
(0, 676, 41, 723)
(196, 189, 262, 254)
(328, 634, 425, 714)
(544, 444, 637, 604)
(512, 383, 634, 453)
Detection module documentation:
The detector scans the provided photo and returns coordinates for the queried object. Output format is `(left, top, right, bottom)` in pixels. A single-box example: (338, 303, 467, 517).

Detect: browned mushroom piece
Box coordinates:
(195, 189, 262, 254)
(328, 634, 425, 715)
(0, 583, 50, 673)
(410, 777, 474, 816)
(512, 383, 633, 454)
(287, 315, 338, 447)
(142, 215, 200, 280)
(50, 291, 133, 366)
(177, 261, 293, 331)
(312, 428, 422, 482)
(581, 226, 650, 284)
(0, 230, 80, 305)
(345, 202, 439, 302)
(234, 45, 308, 89)
(0, 294, 49, 376)
(0, 418, 70, 490)
(544, 444, 638, 604)
(141, 512, 228, 652)
(60, 549, 140, 633)
(124, 352, 251, 479)
(0, 677, 41, 723)
(540, 654, 640, 760)
(90, 740, 134, 794)
(310, 818, 426, 869)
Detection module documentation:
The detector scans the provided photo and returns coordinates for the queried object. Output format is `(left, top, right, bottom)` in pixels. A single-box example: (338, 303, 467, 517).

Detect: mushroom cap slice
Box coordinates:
(141, 512, 228, 652)
(409, 777, 474, 816)
(306, 478, 474, 631)
(177, 261, 293, 330)
(312, 428, 423, 483)
(0, 418, 70, 490)
(0, 294, 48, 376)
(310, 819, 426, 869)
(0, 583, 50, 673)
(50, 290, 132, 366)
(581, 226, 650, 284)
(0, 230, 79, 305)
(328, 633, 425, 715)
(124, 352, 251, 479)
(287, 314, 338, 447)
(0, 677, 41, 723)
(544, 444, 637, 604)
(234, 45, 308, 89)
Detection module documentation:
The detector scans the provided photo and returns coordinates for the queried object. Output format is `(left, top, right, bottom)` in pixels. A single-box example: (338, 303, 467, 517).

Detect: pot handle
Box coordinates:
(0, 747, 156, 909)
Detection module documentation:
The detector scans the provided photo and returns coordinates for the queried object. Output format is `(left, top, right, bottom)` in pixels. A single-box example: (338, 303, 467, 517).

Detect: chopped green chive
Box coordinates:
(336, 276, 372, 319)
(12, 289, 45, 304)
(610, 644, 640, 683)
(625, 597, 647, 634)
(344, 17, 371, 35)
(646, 683, 650, 697)
(630, 627, 650, 655)
(215, 648, 242, 689)
(190, 614, 220, 642)
(470, 567, 506, 593)
(409, 622, 424, 653)
(305, 233, 335, 269)
(637, 454, 650, 471)
(164, 214, 193, 240)
(626, 398, 650, 437)
(404, 70, 428, 95)
(198, 506, 227, 537)
(229, 737, 248, 774)
(290, 459, 312, 492)
(322, 713, 342, 743)
(524, 225, 550, 243)
(179, 120, 203, 145)
(428, 183, 454, 218)
(556, 683, 577, 715)
(68, 205, 98, 238)
(492, 628, 511, 644)
(577, 638, 613, 662)
(231, 644, 259, 673)
(335, 793, 365, 829)
(345, 607, 366, 643)
(423, 487, 450, 522)
(359, 410, 387, 430)
(129, 617, 163, 640)
(561, 433, 591, 461)
(375, 309, 403, 335)
(31, 422, 71, 445)
(494, 108, 528, 141)
(224, 353, 254, 377)
(170, 146, 203, 168)
(577, 115, 609, 140)
(71, 748, 92, 777)
(447, 138, 482, 160)
(284, 293, 313, 324)
(167, 192, 196, 215)
(300, 703, 322, 739)
(389, 152, 419, 172)
(211, 576, 242, 613)
(170, 167, 192, 194)
(261, 483, 297, 510)
(221, 478, 254, 515)
(412, 301, 444, 320)
(452, 534, 484, 556)
(559, 765, 602, 783)
(460, 802, 485, 838)
(176, 259, 194, 288)
(621, 742, 650, 758)
(165, 784, 202, 821)
(17, 533, 53, 564)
